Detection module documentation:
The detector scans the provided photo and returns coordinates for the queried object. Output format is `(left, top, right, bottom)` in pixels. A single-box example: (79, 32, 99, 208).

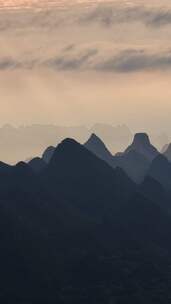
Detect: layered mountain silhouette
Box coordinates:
(84, 133, 152, 182)
(44, 138, 135, 216)
(148, 154, 171, 190)
(0, 124, 167, 164)
(112, 149, 150, 182)
(112, 133, 157, 182)
(0, 135, 171, 303)
(84, 133, 113, 164)
(125, 133, 159, 161)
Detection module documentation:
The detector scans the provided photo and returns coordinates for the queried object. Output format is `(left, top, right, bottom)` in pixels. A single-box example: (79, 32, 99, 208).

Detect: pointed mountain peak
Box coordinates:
(45, 136, 135, 195)
(133, 133, 150, 146)
(87, 133, 103, 142)
(84, 133, 112, 163)
(125, 132, 158, 161)
(85, 133, 107, 147)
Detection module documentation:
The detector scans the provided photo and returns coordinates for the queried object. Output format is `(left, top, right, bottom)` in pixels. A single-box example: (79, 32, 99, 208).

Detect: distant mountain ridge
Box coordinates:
(125, 133, 159, 161)
(84, 132, 156, 182)
(0, 124, 168, 164)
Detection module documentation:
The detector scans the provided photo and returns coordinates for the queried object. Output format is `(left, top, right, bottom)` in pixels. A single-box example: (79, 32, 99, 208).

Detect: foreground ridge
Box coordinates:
(0, 135, 170, 303)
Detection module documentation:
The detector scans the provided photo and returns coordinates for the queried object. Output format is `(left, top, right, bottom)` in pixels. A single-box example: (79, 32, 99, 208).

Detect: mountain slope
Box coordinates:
(28, 157, 46, 173)
(84, 133, 113, 164)
(84, 133, 150, 183)
(44, 138, 135, 217)
(148, 154, 171, 190)
(42, 146, 55, 163)
(112, 149, 150, 183)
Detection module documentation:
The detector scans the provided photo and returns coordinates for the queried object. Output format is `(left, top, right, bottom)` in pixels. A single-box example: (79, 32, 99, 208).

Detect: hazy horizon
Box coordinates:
(0, 122, 169, 164)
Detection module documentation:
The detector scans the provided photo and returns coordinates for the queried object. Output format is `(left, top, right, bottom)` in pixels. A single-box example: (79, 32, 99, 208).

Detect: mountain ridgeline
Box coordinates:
(1, 132, 171, 303)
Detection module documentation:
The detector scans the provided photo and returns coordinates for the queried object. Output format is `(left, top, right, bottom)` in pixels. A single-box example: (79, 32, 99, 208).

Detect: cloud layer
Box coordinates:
(1, 1, 171, 33)
(0, 1, 171, 74)
(79, 4, 171, 28)
(1, 45, 171, 74)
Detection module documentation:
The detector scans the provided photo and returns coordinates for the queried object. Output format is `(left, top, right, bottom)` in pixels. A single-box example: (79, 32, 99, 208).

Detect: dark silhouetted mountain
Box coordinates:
(120, 193, 171, 255)
(28, 157, 46, 173)
(0, 160, 12, 173)
(5, 161, 40, 192)
(0, 160, 46, 197)
(148, 154, 171, 190)
(125, 133, 159, 161)
(84, 134, 150, 183)
(44, 138, 135, 217)
(0, 137, 171, 303)
(84, 133, 113, 164)
(42, 145, 55, 163)
(139, 176, 171, 211)
(112, 150, 150, 183)
(163, 143, 171, 161)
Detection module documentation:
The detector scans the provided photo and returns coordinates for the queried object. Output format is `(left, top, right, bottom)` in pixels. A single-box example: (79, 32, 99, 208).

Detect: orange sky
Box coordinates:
(0, 0, 171, 133)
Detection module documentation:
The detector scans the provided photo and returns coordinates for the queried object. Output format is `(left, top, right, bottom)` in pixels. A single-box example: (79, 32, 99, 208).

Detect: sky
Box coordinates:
(0, 0, 171, 133)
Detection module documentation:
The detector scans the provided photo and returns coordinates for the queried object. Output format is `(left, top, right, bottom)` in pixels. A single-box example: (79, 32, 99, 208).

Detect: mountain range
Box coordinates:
(0, 124, 168, 164)
(1, 132, 171, 303)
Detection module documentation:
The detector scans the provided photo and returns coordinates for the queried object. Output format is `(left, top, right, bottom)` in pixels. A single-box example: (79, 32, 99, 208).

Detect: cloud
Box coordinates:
(79, 4, 171, 28)
(95, 49, 171, 72)
(0, 57, 18, 70)
(1, 2, 171, 34)
(46, 48, 98, 70)
(1, 45, 171, 74)
(46, 47, 171, 73)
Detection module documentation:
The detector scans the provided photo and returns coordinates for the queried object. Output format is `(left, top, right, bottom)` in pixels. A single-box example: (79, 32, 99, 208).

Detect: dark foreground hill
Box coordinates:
(0, 138, 171, 303)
